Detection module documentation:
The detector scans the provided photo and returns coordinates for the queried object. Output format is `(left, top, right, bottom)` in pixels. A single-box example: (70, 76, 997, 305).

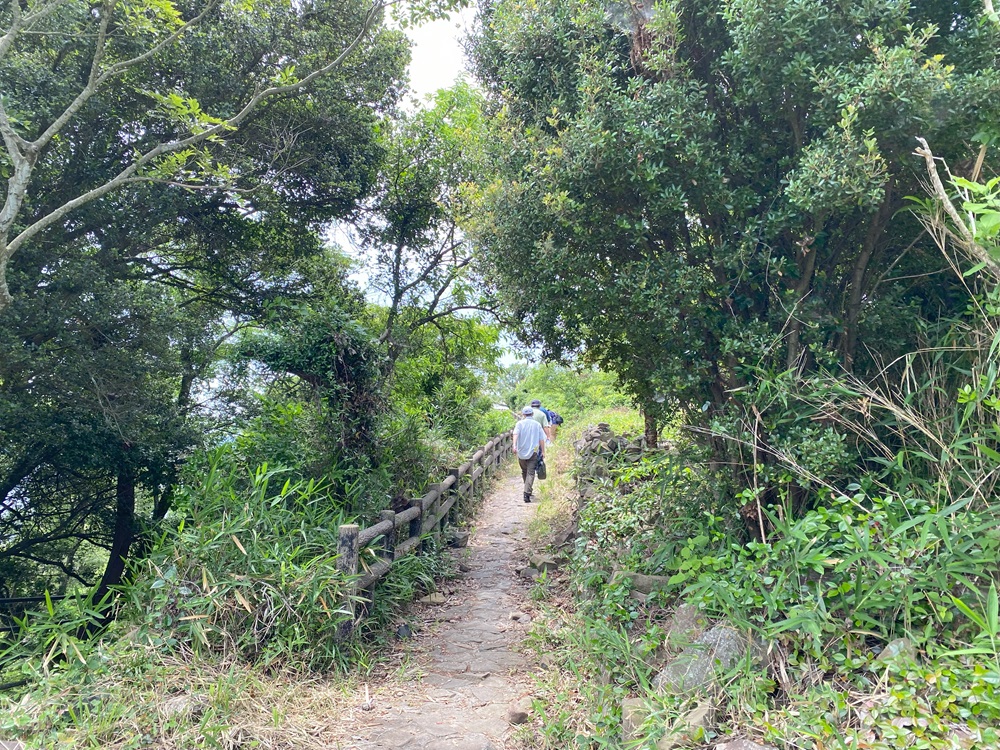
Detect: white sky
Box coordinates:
(403, 8, 477, 103)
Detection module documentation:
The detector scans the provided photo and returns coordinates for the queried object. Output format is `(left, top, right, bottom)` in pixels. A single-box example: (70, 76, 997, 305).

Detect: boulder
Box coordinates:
(519, 567, 541, 581)
(657, 702, 716, 750)
(159, 693, 207, 720)
(622, 699, 717, 750)
(653, 626, 757, 694)
(551, 523, 578, 548)
(665, 604, 709, 647)
(529, 554, 560, 573)
(621, 697, 649, 743)
(507, 696, 534, 725)
(612, 570, 672, 594)
(875, 638, 917, 665)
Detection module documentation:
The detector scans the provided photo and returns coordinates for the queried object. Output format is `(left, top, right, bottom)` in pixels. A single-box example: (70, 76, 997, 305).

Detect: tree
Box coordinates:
(469, 0, 1000, 484)
(353, 83, 503, 369)
(0, 0, 462, 312)
(0, 0, 427, 598)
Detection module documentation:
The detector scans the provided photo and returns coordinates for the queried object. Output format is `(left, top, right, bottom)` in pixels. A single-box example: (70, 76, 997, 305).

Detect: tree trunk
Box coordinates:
(842, 193, 893, 371)
(643, 410, 658, 448)
(785, 216, 826, 371)
(90, 467, 136, 619)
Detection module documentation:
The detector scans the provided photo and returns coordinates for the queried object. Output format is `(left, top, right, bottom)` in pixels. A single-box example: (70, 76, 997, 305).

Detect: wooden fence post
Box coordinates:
(358, 510, 396, 616)
(447, 468, 460, 530)
(425, 483, 441, 546)
(328, 432, 511, 636)
(378, 510, 396, 561)
(409, 497, 422, 551)
(336, 523, 359, 640)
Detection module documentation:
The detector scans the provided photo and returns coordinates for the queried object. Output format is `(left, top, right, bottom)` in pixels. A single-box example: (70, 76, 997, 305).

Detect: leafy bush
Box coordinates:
(502, 364, 632, 418)
(125, 449, 357, 671)
(547, 422, 1000, 749)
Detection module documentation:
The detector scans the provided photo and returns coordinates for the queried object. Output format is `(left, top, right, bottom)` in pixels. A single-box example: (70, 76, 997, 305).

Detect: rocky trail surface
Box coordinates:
(337, 465, 539, 750)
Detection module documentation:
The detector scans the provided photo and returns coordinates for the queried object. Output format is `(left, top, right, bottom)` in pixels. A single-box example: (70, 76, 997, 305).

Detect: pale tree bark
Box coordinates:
(986, 0, 999, 28)
(0, 0, 385, 311)
(914, 137, 1000, 281)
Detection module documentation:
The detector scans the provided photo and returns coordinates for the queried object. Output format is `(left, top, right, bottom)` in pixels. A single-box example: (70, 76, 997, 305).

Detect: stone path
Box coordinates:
(342, 464, 537, 750)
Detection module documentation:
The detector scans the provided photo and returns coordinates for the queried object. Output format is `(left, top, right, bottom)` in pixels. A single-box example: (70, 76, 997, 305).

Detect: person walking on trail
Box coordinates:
(528, 399, 552, 442)
(534, 399, 561, 441)
(514, 406, 546, 503)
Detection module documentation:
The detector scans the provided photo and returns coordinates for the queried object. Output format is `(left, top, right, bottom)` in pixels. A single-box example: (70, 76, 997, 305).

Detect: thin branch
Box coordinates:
(7, 2, 382, 258)
(913, 137, 1000, 279)
(0, 0, 24, 63)
(0, 0, 384, 310)
(10, 551, 93, 587)
(30, 0, 221, 155)
(412, 304, 506, 328)
(986, 0, 1000, 28)
(1, 0, 70, 62)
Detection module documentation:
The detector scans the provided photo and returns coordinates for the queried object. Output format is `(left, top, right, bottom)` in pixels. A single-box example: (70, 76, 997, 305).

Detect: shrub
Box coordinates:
(123, 449, 356, 671)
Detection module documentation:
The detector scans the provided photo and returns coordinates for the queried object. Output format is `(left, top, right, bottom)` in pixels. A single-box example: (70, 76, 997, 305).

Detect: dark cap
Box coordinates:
(530, 399, 541, 407)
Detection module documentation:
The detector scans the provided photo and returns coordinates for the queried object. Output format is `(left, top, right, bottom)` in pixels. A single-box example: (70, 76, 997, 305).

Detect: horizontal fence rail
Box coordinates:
(336, 430, 515, 639)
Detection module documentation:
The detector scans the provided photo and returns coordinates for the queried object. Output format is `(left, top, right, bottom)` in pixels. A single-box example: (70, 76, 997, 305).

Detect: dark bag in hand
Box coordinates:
(536, 455, 547, 480)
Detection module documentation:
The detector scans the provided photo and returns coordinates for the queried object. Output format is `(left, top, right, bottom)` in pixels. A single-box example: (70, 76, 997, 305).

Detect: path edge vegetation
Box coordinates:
(466, 3, 1000, 747)
(0, 428, 517, 747)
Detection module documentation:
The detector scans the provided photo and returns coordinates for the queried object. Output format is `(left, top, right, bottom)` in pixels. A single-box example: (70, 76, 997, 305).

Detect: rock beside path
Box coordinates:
(653, 625, 760, 694)
(507, 696, 533, 725)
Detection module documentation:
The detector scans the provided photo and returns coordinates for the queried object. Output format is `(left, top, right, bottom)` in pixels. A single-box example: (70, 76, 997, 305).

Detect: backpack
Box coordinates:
(550, 411, 564, 426)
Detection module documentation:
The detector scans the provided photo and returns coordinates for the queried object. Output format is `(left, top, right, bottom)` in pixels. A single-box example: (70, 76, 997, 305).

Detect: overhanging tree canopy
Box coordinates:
(0, 0, 429, 599)
(469, 0, 1000, 430)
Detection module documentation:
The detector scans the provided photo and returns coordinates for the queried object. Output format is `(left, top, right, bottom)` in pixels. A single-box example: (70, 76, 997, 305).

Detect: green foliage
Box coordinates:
(759, 661, 1000, 749)
(469, 0, 1000, 486)
(503, 363, 631, 417)
(0, 0, 410, 594)
(123, 451, 356, 671)
(539, 432, 1000, 748)
(953, 174, 1000, 250)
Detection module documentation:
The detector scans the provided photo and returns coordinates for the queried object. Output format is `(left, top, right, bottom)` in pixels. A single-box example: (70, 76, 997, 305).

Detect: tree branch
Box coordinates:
(412, 303, 507, 329)
(914, 137, 1000, 279)
(9, 550, 93, 587)
(0, 0, 386, 311)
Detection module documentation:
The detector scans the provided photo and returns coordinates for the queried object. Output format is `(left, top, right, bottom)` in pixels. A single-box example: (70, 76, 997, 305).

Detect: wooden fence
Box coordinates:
(335, 430, 515, 638)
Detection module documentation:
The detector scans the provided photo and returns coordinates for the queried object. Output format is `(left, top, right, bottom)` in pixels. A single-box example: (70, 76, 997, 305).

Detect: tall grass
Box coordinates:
(124, 448, 356, 671)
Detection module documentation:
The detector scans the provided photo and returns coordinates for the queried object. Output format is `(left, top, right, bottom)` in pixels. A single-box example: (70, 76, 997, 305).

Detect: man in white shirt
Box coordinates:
(513, 406, 546, 503)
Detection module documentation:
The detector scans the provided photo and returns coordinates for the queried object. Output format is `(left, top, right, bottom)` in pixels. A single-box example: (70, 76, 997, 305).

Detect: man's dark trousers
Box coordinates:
(518, 453, 538, 500)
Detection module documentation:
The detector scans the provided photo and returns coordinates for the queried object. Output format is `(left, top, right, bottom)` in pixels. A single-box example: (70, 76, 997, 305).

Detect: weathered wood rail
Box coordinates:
(335, 430, 515, 637)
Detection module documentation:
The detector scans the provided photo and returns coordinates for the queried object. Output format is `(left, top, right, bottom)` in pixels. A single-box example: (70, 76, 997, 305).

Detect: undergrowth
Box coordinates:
(522, 416, 1000, 749)
(0, 442, 493, 747)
